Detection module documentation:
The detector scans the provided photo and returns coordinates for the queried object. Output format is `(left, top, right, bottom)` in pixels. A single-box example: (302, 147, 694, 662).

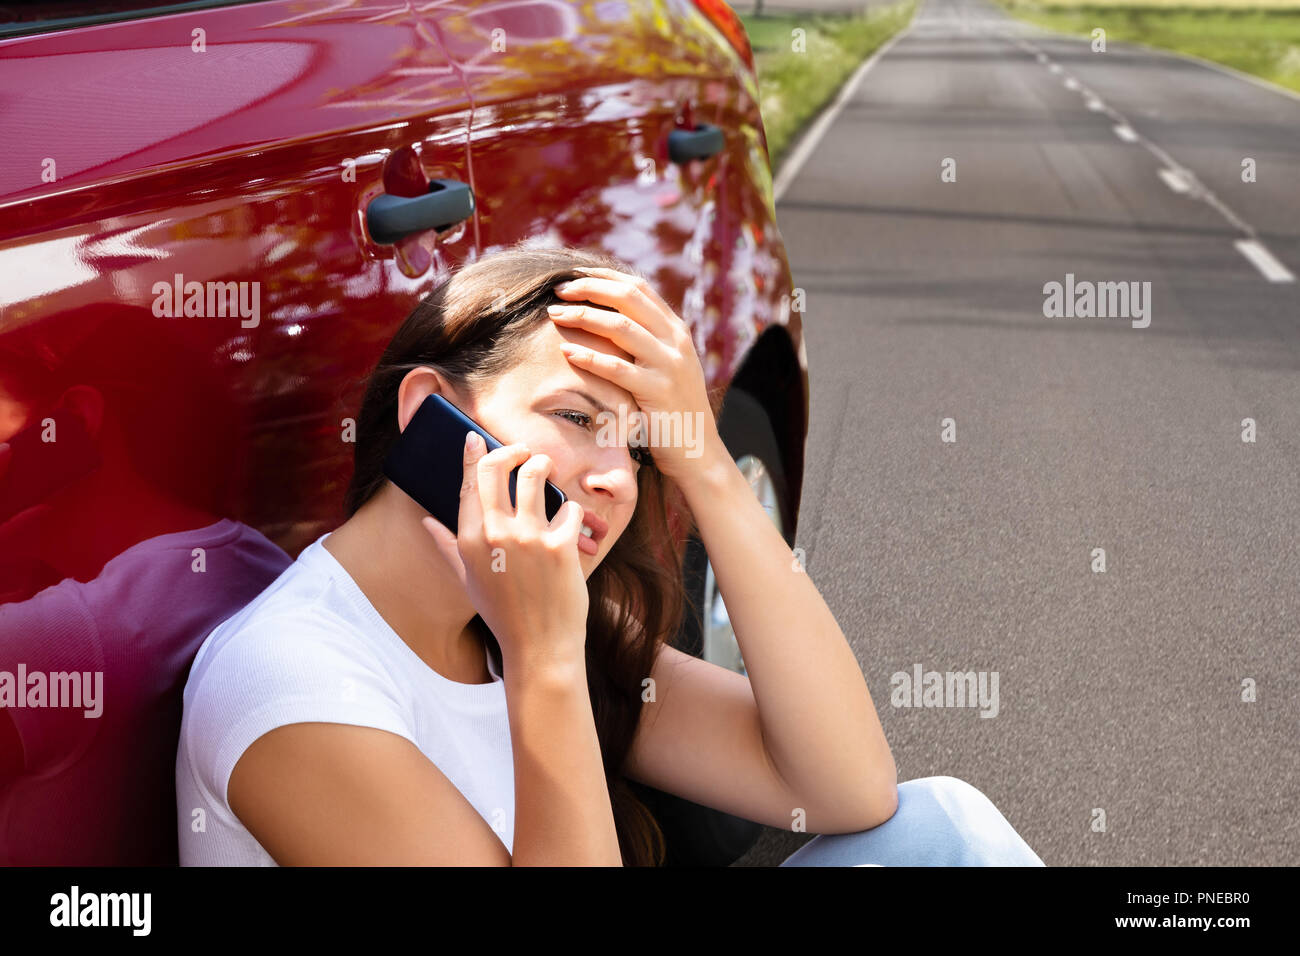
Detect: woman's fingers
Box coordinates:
(455, 431, 487, 546)
(514, 452, 553, 531)
(552, 275, 676, 343)
(547, 498, 586, 547)
(571, 266, 676, 321)
(476, 440, 530, 537)
(557, 342, 645, 395)
(547, 302, 668, 363)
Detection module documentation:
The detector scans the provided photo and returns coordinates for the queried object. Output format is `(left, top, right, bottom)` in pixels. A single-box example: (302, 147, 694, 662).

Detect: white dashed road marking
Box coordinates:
(1158, 168, 1192, 194)
(1235, 240, 1297, 282)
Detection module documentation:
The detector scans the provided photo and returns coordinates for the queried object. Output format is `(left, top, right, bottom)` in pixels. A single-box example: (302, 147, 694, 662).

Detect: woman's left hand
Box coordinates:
(547, 267, 724, 486)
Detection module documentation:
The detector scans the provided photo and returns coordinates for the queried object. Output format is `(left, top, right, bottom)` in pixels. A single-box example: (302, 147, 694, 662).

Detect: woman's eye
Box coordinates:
(557, 409, 648, 467)
(555, 409, 592, 428)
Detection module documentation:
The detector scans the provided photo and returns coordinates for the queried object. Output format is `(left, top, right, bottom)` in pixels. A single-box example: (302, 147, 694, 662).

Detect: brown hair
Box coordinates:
(344, 242, 702, 865)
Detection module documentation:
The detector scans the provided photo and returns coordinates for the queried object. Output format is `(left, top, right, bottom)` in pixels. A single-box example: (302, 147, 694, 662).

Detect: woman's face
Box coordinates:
(409, 317, 642, 576)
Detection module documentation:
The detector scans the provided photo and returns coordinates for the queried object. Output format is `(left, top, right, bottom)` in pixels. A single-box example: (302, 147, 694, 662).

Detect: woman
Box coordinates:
(175, 243, 1044, 866)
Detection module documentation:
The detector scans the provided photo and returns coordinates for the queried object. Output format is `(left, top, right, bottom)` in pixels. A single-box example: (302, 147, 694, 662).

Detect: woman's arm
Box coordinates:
(227, 655, 623, 867)
(420, 433, 622, 865)
(228, 722, 514, 865)
(547, 267, 896, 829)
(505, 653, 623, 866)
(674, 431, 899, 829)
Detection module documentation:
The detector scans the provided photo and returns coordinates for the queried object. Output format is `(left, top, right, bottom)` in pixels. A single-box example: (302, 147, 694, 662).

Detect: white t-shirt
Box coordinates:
(175, 532, 514, 865)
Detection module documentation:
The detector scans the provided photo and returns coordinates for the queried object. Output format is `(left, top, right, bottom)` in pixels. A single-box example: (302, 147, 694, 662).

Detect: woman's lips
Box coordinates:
(579, 509, 609, 542)
(576, 508, 606, 556)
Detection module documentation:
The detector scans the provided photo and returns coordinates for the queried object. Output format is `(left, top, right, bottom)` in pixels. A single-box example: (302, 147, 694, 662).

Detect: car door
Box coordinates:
(0, 0, 478, 564)
(427, 0, 738, 381)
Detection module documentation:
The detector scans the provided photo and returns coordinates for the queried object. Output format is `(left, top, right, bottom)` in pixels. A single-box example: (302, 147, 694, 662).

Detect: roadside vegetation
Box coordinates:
(995, 0, 1300, 96)
(738, 1, 919, 173)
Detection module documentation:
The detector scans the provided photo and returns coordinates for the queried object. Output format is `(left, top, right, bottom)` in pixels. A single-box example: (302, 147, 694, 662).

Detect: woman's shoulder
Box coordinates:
(181, 533, 406, 717)
(184, 600, 395, 709)
(186, 535, 376, 676)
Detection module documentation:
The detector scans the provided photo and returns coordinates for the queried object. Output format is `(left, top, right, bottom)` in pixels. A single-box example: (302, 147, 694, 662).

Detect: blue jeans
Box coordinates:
(779, 776, 1045, 866)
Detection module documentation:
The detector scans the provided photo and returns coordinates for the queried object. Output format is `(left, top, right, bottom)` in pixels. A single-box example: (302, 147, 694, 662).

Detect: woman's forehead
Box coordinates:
(515, 323, 639, 409)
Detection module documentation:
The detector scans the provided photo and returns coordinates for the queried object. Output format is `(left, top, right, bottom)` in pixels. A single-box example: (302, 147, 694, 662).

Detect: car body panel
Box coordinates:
(1, 1, 480, 556)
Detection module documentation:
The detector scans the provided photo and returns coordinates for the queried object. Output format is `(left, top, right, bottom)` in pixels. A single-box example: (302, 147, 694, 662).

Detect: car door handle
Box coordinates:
(668, 123, 724, 164)
(366, 178, 475, 244)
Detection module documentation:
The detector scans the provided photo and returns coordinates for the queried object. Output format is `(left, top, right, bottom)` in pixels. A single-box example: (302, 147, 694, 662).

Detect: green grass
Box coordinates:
(1002, 0, 1300, 8)
(995, 1, 1300, 95)
(738, 0, 918, 174)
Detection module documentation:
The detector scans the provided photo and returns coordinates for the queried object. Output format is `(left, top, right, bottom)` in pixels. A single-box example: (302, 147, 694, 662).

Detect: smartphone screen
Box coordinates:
(382, 393, 567, 535)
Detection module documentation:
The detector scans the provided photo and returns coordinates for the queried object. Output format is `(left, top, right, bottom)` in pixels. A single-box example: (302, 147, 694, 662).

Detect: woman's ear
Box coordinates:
(396, 367, 455, 433)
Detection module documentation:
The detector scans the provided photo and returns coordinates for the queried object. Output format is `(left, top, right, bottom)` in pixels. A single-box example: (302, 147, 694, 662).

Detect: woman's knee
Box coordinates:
(779, 775, 1046, 866)
(898, 775, 1045, 866)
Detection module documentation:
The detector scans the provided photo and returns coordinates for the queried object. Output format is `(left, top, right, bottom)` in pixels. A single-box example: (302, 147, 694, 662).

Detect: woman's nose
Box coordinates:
(583, 458, 638, 500)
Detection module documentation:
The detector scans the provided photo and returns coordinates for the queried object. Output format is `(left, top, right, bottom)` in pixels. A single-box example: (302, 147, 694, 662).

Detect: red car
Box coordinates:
(0, 0, 807, 866)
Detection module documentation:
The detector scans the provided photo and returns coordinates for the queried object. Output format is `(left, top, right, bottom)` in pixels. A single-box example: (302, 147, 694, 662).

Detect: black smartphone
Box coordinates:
(0, 410, 102, 525)
(382, 393, 567, 535)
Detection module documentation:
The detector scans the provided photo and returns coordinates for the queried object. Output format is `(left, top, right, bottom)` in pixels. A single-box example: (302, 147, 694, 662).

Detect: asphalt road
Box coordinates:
(735, 0, 1299, 866)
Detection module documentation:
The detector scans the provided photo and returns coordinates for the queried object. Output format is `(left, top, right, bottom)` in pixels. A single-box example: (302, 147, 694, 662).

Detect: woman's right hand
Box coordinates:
(420, 431, 590, 676)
